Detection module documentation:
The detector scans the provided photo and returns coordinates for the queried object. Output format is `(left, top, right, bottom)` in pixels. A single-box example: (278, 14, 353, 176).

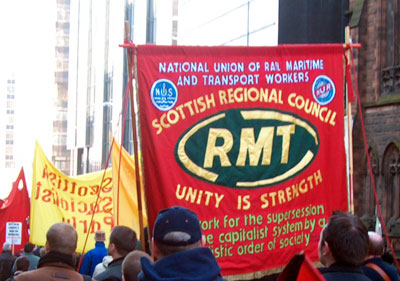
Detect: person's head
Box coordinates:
(39, 246, 47, 257)
(318, 211, 368, 267)
(24, 242, 35, 253)
(15, 256, 30, 272)
(108, 226, 137, 259)
(95, 230, 106, 242)
(152, 206, 203, 259)
(2, 242, 11, 252)
(367, 231, 384, 257)
(46, 222, 77, 255)
(122, 250, 153, 281)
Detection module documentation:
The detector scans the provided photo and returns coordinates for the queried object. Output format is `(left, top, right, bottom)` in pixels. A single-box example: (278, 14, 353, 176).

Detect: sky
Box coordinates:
(0, 0, 55, 199)
(0, 0, 278, 199)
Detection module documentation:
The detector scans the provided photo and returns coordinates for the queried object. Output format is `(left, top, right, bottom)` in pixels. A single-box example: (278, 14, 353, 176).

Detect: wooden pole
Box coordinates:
(124, 21, 146, 250)
(345, 26, 354, 214)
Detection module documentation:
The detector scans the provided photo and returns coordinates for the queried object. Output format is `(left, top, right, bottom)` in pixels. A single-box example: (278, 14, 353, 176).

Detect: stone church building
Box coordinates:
(349, 0, 400, 256)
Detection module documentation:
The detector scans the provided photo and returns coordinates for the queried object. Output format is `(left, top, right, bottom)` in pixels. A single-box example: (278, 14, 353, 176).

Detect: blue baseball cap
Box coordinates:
(153, 206, 202, 246)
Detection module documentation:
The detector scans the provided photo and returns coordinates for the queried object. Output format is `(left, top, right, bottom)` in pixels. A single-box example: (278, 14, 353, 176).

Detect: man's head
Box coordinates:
(367, 231, 384, 257)
(318, 211, 368, 267)
(95, 230, 106, 242)
(108, 226, 137, 259)
(3, 242, 11, 252)
(122, 250, 153, 281)
(16, 256, 30, 272)
(46, 222, 77, 255)
(152, 206, 203, 258)
(24, 242, 35, 253)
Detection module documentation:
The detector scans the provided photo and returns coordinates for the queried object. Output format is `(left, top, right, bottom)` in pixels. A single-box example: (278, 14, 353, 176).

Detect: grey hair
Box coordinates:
(3, 242, 11, 251)
(163, 231, 192, 244)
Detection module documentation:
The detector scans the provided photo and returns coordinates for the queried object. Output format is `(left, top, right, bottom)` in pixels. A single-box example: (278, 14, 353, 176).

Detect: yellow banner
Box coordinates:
(111, 138, 147, 235)
(31, 142, 114, 253)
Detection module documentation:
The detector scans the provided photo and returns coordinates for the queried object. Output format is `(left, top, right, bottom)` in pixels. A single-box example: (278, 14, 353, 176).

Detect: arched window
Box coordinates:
(381, 0, 400, 95)
(382, 144, 400, 234)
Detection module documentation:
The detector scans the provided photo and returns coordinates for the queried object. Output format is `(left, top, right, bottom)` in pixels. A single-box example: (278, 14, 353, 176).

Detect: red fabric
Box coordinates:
(277, 253, 325, 281)
(345, 61, 355, 102)
(0, 168, 30, 254)
(136, 44, 348, 275)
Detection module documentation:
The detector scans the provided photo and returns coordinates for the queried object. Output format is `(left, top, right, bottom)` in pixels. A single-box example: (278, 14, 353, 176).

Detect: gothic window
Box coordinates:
(381, 0, 400, 95)
(382, 144, 400, 233)
(386, 0, 396, 66)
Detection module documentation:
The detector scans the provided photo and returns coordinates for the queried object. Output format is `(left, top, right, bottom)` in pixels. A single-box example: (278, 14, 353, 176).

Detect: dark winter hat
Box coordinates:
(153, 206, 202, 246)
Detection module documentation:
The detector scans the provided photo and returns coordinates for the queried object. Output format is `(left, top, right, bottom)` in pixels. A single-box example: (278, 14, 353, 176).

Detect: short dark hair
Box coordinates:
(321, 211, 368, 266)
(110, 226, 137, 256)
(24, 243, 34, 253)
(16, 256, 30, 271)
(122, 250, 153, 281)
(155, 239, 202, 257)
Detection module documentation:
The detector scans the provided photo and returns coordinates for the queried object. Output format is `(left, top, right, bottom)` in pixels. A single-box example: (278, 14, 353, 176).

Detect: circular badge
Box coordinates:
(150, 79, 178, 111)
(312, 75, 336, 105)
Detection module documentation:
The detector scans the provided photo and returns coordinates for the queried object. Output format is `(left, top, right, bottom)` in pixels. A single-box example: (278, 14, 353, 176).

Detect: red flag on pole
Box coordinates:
(0, 168, 30, 254)
(277, 253, 325, 281)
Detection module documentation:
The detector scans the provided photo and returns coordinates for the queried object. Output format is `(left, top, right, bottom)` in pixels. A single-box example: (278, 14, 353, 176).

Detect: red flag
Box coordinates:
(277, 253, 325, 281)
(136, 44, 348, 275)
(0, 168, 30, 254)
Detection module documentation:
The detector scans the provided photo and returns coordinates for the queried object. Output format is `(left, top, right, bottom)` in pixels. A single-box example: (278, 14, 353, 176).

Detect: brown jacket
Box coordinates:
(14, 262, 87, 281)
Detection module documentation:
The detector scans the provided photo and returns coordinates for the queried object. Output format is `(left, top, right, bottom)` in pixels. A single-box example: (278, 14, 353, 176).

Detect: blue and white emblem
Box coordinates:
(150, 79, 178, 111)
(312, 75, 336, 105)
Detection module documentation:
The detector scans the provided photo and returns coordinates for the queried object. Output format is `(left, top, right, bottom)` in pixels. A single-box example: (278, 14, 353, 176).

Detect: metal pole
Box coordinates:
(124, 21, 146, 251)
(345, 26, 354, 214)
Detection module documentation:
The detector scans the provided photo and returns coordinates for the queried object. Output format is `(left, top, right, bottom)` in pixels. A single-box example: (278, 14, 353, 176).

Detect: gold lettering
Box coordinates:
(204, 128, 233, 168)
(236, 127, 274, 166)
(277, 124, 295, 164)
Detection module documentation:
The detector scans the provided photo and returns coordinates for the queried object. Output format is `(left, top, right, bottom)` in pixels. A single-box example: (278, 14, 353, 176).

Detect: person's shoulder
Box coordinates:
(322, 265, 372, 281)
(13, 270, 34, 281)
(324, 271, 372, 281)
(94, 267, 120, 281)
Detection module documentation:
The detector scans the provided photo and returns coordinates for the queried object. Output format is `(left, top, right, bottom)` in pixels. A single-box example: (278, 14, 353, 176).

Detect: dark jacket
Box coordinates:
(0, 251, 16, 281)
(320, 263, 372, 281)
(94, 257, 124, 281)
(362, 257, 399, 281)
(80, 242, 108, 276)
(13, 251, 89, 281)
(138, 247, 225, 281)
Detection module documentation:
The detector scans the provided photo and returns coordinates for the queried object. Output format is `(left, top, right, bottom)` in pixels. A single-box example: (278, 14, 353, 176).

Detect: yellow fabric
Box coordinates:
(111, 138, 147, 236)
(30, 141, 113, 253)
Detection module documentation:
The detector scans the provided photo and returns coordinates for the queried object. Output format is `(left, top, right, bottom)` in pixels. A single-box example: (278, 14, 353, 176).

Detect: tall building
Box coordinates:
(67, 0, 126, 175)
(53, 0, 71, 175)
(350, 0, 400, 256)
(177, 0, 278, 46)
(1, 75, 17, 171)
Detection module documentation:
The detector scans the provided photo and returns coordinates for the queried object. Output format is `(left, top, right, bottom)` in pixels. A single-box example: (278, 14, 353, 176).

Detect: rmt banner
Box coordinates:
(136, 45, 348, 276)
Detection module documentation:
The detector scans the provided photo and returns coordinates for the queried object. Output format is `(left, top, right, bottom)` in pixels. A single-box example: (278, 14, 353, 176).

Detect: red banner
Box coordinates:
(136, 45, 348, 276)
(0, 168, 30, 254)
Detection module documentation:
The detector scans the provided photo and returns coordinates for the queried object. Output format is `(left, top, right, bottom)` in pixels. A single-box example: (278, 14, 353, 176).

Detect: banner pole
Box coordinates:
(345, 26, 354, 214)
(124, 21, 145, 250)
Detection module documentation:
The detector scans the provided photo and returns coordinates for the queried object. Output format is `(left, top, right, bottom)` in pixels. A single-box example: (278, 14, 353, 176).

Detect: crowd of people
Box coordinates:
(0, 206, 399, 281)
